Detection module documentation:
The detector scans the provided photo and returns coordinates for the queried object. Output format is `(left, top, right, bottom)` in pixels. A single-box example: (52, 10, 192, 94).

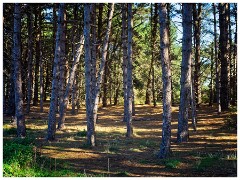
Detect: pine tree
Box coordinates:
(177, 3, 192, 143)
(158, 3, 172, 159)
(13, 3, 26, 137)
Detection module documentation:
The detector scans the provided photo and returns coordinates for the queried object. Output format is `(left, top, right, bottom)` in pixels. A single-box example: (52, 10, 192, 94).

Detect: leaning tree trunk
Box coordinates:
(13, 3, 26, 137)
(26, 4, 33, 113)
(158, 3, 172, 159)
(58, 35, 84, 129)
(126, 3, 133, 138)
(122, 3, 128, 122)
(219, 3, 230, 111)
(177, 3, 192, 143)
(92, 3, 115, 137)
(47, 3, 65, 141)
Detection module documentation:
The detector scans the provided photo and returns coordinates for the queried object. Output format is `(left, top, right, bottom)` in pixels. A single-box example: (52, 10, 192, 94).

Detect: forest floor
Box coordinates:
(3, 103, 237, 177)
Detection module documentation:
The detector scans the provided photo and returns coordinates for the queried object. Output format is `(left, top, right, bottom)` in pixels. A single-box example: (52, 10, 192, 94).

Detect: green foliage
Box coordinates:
(195, 156, 219, 171)
(3, 139, 102, 177)
(164, 159, 181, 169)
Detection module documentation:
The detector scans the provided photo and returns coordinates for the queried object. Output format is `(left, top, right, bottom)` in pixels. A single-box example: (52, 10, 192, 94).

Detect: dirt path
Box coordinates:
(3, 104, 237, 177)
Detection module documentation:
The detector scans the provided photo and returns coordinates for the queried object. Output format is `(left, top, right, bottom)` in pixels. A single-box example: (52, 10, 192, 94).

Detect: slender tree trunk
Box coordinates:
(193, 3, 202, 107)
(92, 3, 114, 127)
(26, 4, 33, 113)
(38, 8, 43, 112)
(13, 3, 26, 137)
(209, 47, 214, 106)
(177, 3, 192, 143)
(219, 3, 230, 111)
(213, 3, 221, 114)
(102, 60, 108, 107)
(158, 3, 172, 159)
(122, 3, 128, 122)
(33, 6, 40, 106)
(58, 8, 67, 118)
(58, 35, 84, 129)
(126, 3, 133, 137)
(233, 3, 237, 105)
(47, 3, 65, 141)
(145, 4, 154, 105)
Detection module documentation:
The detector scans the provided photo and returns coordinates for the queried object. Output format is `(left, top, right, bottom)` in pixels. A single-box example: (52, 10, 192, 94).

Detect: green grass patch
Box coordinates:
(195, 156, 219, 171)
(76, 129, 87, 137)
(3, 138, 103, 177)
(164, 159, 181, 169)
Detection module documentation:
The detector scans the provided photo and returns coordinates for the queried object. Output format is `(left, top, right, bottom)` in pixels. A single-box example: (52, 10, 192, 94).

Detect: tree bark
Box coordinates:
(13, 3, 26, 137)
(213, 3, 221, 114)
(33, 6, 40, 106)
(92, 3, 114, 128)
(126, 3, 133, 138)
(58, 7, 67, 117)
(177, 3, 192, 143)
(158, 3, 172, 159)
(193, 3, 202, 107)
(122, 3, 128, 122)
(219, 3, 230, 111)
(26, 4, 33, 113)
(38, 7, 43, 112)
(58, 35, 84, 129)
(47, 3, 65, 141)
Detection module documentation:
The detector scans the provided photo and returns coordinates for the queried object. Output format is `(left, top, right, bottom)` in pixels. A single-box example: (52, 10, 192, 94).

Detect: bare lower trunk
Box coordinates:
(92, 3, 114, 130)
(26, 5, 33, 113)
(213, 3, 221, 114)
(177, 4, 192, 143)
(122, 3, 128, 122)
(219, 3, 230, 111)
(158, 3, 172, 159)
(47, 3, 65, 141)
(58, 35, 84, 129)
(13, 3, 26, 137)
(126, 3, 133, 138)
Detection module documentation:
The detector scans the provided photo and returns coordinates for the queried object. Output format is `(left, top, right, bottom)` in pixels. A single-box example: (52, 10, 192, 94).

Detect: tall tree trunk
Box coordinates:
(58, 7, 67, 118)
(219, 3, 230, 111)
(38, 7, 44, 112)
(92, 3, 114, 131)
(13, 3, 26, 137)
(26, 4, 33, 113)
(58, 35, 84, 129)
(122, 3, 128, 122)
(33, 6, 40, 106)
(47, 3, 65, 141)
(158, 3, 172, 159)
(233, 3, 237, 105)
(193, 3, 202, 107)
(177, 3, 192, 143)
(213, 3, 221, 114)
(145, 4, 154, 105)
(228, 5, 233, 105)
(126, 3, 133, 137)
(84, 3, 95, 146)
